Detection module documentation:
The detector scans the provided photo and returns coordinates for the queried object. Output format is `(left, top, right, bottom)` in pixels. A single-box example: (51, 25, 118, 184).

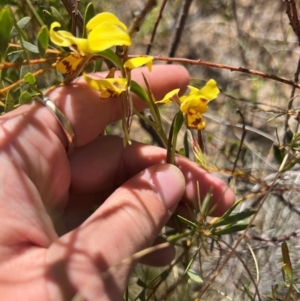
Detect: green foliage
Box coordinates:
(0, 7, 13, 62)
(83, 2, 95, 37)
(2, 1, 300, 300)
(37, 25, 49, 57)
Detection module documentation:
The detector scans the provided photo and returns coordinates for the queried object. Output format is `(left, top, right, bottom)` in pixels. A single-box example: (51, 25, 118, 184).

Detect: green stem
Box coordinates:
(25, 0, 44, 27)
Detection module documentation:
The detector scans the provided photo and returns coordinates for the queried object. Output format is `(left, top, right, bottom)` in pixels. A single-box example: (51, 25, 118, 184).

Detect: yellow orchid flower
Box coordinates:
(55, 52, 85, 74)
(83, 73, 127, 98)
(155, 88, 180, 104)
(50, 12, 131, 74)
(157, 79, 220, 130)
(124, 57, 154, 72)
(82, 56, 154, 98)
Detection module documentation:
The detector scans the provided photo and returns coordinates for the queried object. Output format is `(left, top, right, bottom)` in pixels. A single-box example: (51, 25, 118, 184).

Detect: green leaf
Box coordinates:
(42, 9, 53, 28)
(83, 2, 95, 37)
(98, 49, 124, 72)
(22, 40, 39, 53)
(214, 223, 254, 236)
(93, 58, 103, 73)
(50, 6, 65, 28)
(4, 91, 14, 112)
(187, 269, 203, 284)
(183, 131, 189, 158)
(0, 7, 13, 62)
(37, 25, 49, 57)
(175, 214, 197, 229)
(7, 50, 23, 62)
(211, 210, 256, 228)
(220, 199, 243, 220)
(130, 80, 150, 104)
(10, 16, 31, 38)
(19, 91, 32, 104)
(24, 72, 36, 85)
(273, 144, 284, 164)
(167, 111, 184, 164)
(281, 242, 293, 282)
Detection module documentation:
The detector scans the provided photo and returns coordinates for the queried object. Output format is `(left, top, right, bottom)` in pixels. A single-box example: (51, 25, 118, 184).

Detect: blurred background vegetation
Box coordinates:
(1, 0, 300, 300)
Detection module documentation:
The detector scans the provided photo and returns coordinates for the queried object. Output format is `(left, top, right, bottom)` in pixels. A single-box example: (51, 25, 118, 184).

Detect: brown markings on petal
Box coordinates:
(61, 58, 73, 74)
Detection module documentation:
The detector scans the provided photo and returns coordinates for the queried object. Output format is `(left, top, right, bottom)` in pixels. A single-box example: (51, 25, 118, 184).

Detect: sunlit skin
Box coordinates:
(0, 66, 234, 300)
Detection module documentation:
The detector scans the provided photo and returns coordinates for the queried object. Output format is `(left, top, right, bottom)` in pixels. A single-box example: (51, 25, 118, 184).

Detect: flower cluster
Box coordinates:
(49, 11, 218, 132)
(50, 12, 131, 74)
(157, 79, 220, 130)
(50, 12, 154, 98)
(83, 56, 153, 98)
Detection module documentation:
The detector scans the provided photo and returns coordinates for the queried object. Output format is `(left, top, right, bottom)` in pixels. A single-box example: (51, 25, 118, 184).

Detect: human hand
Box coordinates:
(0, 65, 234, 300)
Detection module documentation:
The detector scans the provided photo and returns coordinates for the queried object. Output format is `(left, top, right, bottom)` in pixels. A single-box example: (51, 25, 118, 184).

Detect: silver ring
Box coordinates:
(35, 95, 75, 155)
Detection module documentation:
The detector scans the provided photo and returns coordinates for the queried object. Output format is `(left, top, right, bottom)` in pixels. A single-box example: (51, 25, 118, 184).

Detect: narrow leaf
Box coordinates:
(273, 144, 284, 164)
(10, 16, 31, 38)
(212, 210, 256, 228)
(0, 7, 13, 61)
(83, 2, 95, 37)
(167, 111, 184, 164)
(22, 40, 39, 53)
(220, 199, 243, 220)
(281, 242, 293, 281)
(187, 269, 203, 284)
(37, 25, 49, 57)
(130, 80, 150, 104)
(214, 223, 254, 236)
(50, 6, 65, 28)
(98, 49, 124, 72)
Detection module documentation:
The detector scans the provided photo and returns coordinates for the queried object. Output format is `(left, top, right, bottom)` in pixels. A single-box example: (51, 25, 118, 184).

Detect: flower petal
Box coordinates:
(156, 88, 180, 104)
(124, 57, 154, 71)
(180, 94, 208, 114)
(86, 12, 128, 32)
(87, 23, 131, 52)
(50, 22, 73, 47)
(186, 109, 206, 130)
(198, 79, 220, 101)
(56, 53, 84, 74)
(50, 22, 89, 55)
(83, 74, 128, 98)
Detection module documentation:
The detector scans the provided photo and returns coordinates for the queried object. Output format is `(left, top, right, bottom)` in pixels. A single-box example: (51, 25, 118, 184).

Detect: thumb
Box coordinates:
(46, 164, 185, 301)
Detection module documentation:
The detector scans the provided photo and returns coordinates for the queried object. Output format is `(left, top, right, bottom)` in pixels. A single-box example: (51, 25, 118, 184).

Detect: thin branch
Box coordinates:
(229, 109, 247, 183)
(60, 0, 83, 34)
(283, 1, 300, 137)
(0, 65, 53, 96)
(245, 229, 300, 244)
(128, 54, 300, 89)
(146, 0, 168, 54)
(128, 0, 157, 36)
(284, 0, 300, 45)
(168, 0, 193, 59)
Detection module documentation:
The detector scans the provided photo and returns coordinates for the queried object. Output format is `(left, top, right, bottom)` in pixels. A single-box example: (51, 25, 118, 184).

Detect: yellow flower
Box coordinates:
(82, 57, 154, 98)
(50, 12, 131, 74)
(83, 73, 127, 98)
(156, 88, 180, 104)
(124, 57, 154, 72)
(157, 79, 220, 130)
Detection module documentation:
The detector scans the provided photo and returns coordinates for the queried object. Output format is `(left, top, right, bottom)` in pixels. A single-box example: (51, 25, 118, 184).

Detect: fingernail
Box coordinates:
(150, 164, 185, 209)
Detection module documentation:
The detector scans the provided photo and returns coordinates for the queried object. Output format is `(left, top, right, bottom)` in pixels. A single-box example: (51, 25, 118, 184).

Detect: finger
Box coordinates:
(69, 136, 235, 216)
(46, 65, 189, 147)
(47, 164, 185, 300)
